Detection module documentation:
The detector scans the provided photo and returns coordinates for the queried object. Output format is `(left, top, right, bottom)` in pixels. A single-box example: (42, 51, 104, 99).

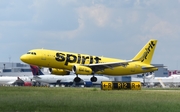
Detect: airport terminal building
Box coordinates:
(0, 62, 32, 76)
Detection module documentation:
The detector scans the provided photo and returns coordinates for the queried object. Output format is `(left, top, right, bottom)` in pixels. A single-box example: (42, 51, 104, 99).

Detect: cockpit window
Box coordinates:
(27, 52, 36, 55)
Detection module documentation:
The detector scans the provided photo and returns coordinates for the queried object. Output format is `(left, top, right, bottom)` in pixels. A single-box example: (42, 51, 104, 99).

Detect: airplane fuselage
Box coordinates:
(33, 74, 110, 84)
(21, 49, 157, 76)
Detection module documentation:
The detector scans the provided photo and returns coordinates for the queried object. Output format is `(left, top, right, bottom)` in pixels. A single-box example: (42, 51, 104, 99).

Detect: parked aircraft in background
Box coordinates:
(144, 73, 180, 88)
(0, 76, 32, 86)
(30, 65, 111, 87)
(21, 39, 160, 83)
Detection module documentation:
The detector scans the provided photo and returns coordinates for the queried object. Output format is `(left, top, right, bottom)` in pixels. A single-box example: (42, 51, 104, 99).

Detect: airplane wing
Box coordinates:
(82, 60, 137, 72)
(81, 53, 147, 73)
(142, 66, 157, 70)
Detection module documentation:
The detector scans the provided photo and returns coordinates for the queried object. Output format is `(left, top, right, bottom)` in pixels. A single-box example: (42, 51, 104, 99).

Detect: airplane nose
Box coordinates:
(20, 54, 28, 62)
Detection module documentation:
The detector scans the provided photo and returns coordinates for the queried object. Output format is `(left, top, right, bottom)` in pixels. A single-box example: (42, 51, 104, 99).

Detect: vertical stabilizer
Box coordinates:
(30, 65, 44, 76)
(132, 39, 157, 64)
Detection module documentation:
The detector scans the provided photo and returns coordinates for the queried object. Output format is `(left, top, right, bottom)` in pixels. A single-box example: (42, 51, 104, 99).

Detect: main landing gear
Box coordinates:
(73, 74, 97, 83)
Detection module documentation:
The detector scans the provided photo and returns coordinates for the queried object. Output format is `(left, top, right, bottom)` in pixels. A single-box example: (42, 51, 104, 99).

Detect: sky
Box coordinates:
(0, 0, 180, 70)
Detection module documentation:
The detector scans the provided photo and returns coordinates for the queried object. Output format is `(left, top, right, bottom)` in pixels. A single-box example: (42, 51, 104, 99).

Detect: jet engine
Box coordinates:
(72, 65, 92, 75)
(49, 68, 70, 75)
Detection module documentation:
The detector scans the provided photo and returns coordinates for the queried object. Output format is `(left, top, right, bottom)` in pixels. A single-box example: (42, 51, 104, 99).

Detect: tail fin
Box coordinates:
(132, 39, 157, 64)
(30, 65, 44, 76)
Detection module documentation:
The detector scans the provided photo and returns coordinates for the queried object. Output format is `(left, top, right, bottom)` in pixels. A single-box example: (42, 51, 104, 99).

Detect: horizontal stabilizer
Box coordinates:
(142, 65, 165, 70)
(142, 66, 157, 70)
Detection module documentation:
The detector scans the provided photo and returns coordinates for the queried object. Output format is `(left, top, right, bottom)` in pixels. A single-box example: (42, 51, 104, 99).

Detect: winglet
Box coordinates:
(30, 65, 44, 76)
(132, 39, 157, 64)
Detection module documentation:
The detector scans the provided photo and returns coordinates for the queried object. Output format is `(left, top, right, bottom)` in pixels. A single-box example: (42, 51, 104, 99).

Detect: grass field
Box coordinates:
(0, 87, 180, 112)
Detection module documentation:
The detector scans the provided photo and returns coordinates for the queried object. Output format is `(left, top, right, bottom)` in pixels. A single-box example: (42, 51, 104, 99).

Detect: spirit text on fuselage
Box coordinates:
(55, 53, 101, 66)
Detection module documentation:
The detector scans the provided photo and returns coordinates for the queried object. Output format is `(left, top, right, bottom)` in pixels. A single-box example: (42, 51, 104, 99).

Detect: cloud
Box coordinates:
(151, 21, 175, 35)
(142, 13, 180, 40)
(0, 21, 27, 27)
(57, 0, 78, 6)
(37, 18, 84, 39)
(0, 0, 180, 70)
(77, 4, 111, 27)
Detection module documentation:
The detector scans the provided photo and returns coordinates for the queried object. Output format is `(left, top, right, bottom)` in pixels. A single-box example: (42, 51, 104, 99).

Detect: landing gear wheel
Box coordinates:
(57, 80, 61, 85)
(91, 77, 97, 82)
(74, 77, 81, 82)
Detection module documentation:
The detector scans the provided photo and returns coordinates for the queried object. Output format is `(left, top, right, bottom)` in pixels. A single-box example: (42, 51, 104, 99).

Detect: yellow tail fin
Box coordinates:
(132, 39, 157, 64)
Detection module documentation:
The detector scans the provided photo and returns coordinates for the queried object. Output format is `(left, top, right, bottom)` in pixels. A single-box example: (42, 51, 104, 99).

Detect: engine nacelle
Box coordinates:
(72, 65, 92, 75)
(49, 68, 70, 75)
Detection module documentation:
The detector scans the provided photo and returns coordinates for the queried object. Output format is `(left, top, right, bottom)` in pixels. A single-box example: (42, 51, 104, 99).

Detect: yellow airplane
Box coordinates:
(20, 39, 159, 82)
